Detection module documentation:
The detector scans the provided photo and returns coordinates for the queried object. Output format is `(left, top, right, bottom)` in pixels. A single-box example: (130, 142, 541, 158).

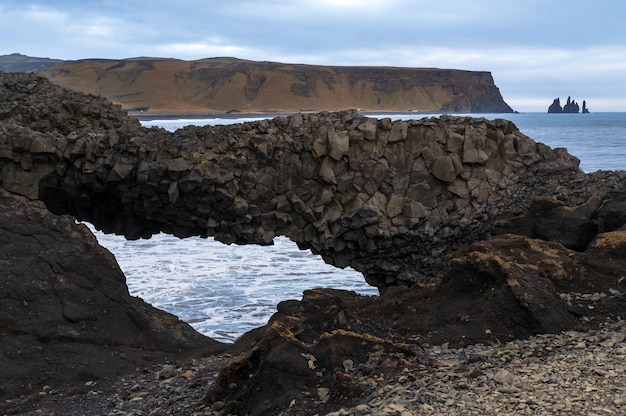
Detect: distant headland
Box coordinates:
(0, 53, 514, 114)
(548, 96, 590, 113)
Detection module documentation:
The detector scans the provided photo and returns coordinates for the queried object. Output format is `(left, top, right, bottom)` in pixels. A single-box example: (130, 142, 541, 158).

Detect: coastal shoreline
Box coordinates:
(11, 319, 626, 415)
(2, 72, 626, 416)
(129, 109, 515, 119)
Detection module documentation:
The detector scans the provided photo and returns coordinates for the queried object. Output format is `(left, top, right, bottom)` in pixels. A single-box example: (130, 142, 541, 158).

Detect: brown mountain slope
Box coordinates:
(39, 57, 513, 114)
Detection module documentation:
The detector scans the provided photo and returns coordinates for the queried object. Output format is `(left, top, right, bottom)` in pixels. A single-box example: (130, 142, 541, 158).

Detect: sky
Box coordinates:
(1, 0, 625, 112)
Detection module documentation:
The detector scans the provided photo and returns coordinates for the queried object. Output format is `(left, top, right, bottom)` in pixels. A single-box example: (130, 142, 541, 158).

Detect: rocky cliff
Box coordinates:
(2, 71, 626, 416)
(548, 96, 589, 113)
(0, 72, 621, 289)
(34, 56, 514, 114)
(0, 189, 226, 407)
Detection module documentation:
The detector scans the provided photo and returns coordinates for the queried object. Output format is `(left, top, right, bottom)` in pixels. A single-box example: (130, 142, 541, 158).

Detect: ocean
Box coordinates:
(92, 112, 626, 343)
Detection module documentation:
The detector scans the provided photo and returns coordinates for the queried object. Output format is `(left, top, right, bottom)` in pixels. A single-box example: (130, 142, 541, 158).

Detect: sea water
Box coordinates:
(91, 229, 375, 342)
(93, 112, 626, 343)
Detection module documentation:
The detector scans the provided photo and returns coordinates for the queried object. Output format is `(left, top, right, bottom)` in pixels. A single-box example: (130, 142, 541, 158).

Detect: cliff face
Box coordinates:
(548, 96, 589, 113)
(0, 188, 225, 404)
(3, 72, 623, 290)
(38, 57, 514, 114)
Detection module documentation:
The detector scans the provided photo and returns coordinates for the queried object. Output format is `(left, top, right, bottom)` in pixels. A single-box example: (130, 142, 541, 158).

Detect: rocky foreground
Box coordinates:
(17, 320, 626, 415)
(1, 72, 626, 415)
(2, 186, 626, 415)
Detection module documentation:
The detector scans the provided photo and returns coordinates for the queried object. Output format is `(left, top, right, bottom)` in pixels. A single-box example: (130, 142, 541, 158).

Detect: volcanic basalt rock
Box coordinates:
(1, 72, 625, 290)
(0, 189, 225, 406)
(548, 96, 588, 113)
(3, 71, 626, 416)
(205, 193, 626, 415)
(3, 184, 626, 414)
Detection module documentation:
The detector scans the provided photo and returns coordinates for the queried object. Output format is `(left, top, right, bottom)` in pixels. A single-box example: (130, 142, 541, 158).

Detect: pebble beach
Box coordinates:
(21, 318, 625, 416)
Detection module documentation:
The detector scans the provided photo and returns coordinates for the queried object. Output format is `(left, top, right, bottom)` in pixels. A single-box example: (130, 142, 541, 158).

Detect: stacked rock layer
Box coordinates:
(1, 72, 624, 289)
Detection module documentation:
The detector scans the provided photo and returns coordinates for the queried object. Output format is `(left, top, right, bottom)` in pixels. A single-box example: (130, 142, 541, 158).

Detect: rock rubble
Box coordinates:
(19, 320, 626, 416)
(327, 319, 626, 416)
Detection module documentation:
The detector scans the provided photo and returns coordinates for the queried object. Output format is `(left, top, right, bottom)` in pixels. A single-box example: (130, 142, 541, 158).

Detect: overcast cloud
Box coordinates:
(1, 0, 625, 111)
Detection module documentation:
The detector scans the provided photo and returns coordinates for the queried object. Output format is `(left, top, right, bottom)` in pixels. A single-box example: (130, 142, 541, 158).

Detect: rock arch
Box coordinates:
(1, 72, 620, 289)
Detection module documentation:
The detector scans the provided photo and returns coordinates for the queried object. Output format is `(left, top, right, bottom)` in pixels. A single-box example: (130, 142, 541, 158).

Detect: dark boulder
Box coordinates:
(595, 190, 626, 232)
(492, 195, 601, 251)
(204, 288, 424, 416)
(0, 190, 225, 409)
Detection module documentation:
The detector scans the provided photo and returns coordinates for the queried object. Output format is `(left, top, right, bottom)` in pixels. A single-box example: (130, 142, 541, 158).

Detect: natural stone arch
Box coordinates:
(2, 72, 622, 291)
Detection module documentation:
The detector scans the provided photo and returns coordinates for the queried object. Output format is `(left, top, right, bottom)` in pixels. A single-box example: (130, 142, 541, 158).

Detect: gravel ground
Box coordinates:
(8, 318, 625, 416)
(5, 354, 231, 416)
(329, 318, 626, 416)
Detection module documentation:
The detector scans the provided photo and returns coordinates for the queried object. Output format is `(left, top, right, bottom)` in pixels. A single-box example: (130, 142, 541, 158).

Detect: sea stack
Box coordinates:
(548, 96, 589, 113)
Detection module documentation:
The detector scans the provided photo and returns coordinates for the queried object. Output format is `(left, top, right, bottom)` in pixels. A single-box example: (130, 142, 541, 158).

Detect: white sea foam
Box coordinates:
(138, 114, 286, 131)
(90, 228, 377, 343)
